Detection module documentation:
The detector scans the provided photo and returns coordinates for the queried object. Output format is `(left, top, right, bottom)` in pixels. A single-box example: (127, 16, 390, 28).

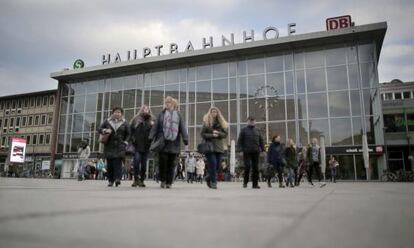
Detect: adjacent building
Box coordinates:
(50, 21, 387, 180)
(0, 90, 58, 176)
(380, 79, 414, 172)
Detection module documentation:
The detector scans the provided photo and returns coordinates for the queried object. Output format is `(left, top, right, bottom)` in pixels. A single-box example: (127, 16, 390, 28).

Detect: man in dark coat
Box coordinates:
(237, 116, 265, 189)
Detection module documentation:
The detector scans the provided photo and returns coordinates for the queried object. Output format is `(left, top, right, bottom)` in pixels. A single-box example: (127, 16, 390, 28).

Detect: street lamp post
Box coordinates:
(383, 126, 388, 172)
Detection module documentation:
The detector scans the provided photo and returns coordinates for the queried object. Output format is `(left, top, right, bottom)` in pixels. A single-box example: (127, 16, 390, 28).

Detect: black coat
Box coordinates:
(237, 125, 265, 153)
(130, 119, 152, 153)
(267, 142, 285, 167)
(149, 110, 189, 154)
(98, 118, 131, 159)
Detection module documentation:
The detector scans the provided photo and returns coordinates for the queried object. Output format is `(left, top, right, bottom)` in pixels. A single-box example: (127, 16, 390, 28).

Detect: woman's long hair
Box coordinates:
(130, 105, 152, 128)
(164, 96, 178, 110)
(202, 107, 228, 129)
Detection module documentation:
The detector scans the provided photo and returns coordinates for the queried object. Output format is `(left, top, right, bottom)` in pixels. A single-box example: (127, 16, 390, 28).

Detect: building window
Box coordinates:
(394, 92, 402, 100)
(33, 134, 37, 145)
(17, 100, 22, 109)
(1, 136, 6, 146)
(16, 117, 20, 127)
(384, 114, 406, 132)
(30, 97, 35, 107)
(4, 118, 8, 128)
(48, 113, 53, 125)
(34, 115, 40, 126)
(28, 116, 33, 126)
(384, 93, 393, 100)
(26, 135, 31, 145)
(6, 101, 10, 109)
(0, 101, 3, 110)
(24, 98, 29, 108)
(0, 119, 2, 128)
(10, 118, 14, 128)
(36, 97, 42, 107)
(11, 100, 16, 109)
(403, 91, 411, 99)
(41, 115, 46, 125)
(49, 96, 55, 106)
(43, 96, 48, 106)
(22, 116, 27, 126)
(46, 134, 50, 144)
(39, 134, 44, 144)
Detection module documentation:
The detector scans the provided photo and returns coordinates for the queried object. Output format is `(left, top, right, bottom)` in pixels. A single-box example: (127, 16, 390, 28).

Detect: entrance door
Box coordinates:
(388, 151, 405, 172)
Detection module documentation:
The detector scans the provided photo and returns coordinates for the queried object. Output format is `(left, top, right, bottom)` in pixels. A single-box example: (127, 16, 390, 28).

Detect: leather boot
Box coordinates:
(131, 177, 139, 187)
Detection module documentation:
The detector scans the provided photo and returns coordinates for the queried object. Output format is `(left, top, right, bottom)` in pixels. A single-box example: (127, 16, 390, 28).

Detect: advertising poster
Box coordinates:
(10, 137, 27, 163)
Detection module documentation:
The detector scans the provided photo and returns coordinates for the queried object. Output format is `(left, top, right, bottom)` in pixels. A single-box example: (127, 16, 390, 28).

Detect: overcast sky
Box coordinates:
(0, 0, 413, 96)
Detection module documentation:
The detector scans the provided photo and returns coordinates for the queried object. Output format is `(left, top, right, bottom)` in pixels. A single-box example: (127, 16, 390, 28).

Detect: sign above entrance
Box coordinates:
(102, 24, 297, 65)
(326, 15, 353, 30)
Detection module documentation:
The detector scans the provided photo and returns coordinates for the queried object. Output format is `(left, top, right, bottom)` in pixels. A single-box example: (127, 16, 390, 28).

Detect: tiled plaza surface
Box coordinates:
(0, 178, 413, 248)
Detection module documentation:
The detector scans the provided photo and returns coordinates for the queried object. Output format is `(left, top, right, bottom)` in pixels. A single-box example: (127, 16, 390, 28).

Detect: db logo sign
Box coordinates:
(326, 15, 352, 30)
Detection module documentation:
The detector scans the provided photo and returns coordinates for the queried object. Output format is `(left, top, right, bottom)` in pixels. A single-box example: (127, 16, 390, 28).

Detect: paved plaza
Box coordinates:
(0, 178, 413, 248)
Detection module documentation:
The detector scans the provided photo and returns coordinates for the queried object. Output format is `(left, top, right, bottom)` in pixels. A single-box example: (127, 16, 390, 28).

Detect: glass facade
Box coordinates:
(57, 41, 384, 180)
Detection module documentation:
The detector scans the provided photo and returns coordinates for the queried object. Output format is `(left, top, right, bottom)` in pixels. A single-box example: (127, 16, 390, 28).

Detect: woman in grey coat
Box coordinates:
(98, 106, 130, 187)
(149, 96, 188, 189)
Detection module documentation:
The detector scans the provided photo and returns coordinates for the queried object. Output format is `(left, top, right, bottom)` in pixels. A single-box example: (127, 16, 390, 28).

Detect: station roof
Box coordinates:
(51, 22, 387, 81)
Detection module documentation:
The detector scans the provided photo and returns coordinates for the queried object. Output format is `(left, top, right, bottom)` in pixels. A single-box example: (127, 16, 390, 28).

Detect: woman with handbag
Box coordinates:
(129, 105, 153, 188)
(149, 96, 188, 189)
(98, 106, 130, 187)
(200, 107, 228, 189)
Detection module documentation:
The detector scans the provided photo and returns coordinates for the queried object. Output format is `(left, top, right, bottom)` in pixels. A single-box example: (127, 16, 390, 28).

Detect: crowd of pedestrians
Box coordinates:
(73, 95, 334, 189)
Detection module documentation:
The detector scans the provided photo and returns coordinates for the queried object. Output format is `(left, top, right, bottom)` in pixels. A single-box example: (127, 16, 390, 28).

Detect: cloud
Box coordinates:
(0, 0, 414, 96)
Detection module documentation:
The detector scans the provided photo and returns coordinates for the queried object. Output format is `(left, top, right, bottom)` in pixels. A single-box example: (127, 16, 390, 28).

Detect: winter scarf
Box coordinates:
(163, 110, 179, 141)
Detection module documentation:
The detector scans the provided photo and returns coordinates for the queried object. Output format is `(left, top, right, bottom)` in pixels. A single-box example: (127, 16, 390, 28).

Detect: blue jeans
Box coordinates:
(206, 152, 222, 184)
(133, 151, 149, 180)
(287, 168, 295, 186)
(78, 160, 86, 178)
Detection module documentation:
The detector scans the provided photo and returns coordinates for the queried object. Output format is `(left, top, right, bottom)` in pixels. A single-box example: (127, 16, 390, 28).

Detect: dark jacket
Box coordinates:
(98, 118, 131, 159)
(130, 118, 152, 153)
(284, 146, 298, 169)
(149, 110, 189, 154)
(237, 125, 264, 153)
(267, 141, 285, 167)
(200, 121, 228, 154)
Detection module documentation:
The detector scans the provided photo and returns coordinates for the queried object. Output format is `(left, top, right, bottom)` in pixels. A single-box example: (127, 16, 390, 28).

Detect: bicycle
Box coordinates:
(381, 170, 397, 182)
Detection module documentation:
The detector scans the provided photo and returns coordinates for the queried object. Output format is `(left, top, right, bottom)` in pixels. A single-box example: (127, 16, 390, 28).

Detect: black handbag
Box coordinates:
(197, 140, 214, 154)
(150, 134, 165, 152)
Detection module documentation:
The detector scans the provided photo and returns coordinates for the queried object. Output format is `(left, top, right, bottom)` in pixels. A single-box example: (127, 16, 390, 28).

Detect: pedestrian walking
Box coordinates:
(267, 135, 285, 188)
(186, 153, 196, 183)
(285, 139, 298, 188)
(237, 116, 264, 189)
(329, 156, 339, 183)
(295, 148, 307, 186)
(149, 96, 188, 189)
(130, 105, 153, 188)
(77, 139, 90, 181)
(98, 106, 130, 187)
(306, 138, 327, 188)
(196, 158, 205, 183)
(200, 107, 228, 189)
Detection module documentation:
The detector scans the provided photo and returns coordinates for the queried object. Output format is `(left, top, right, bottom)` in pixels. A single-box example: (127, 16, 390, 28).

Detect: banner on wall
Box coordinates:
(9, 137, 27, 163)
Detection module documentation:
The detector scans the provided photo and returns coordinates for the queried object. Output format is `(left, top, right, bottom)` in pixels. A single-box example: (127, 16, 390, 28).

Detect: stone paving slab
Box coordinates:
(0, 178, 413, 248)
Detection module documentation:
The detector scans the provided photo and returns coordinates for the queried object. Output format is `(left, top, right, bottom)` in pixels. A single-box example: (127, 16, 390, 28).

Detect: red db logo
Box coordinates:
(326, 15, 352, 30)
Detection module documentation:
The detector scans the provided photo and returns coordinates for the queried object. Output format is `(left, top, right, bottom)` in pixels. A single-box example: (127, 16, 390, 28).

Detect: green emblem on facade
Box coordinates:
(73, 59, 85, 69)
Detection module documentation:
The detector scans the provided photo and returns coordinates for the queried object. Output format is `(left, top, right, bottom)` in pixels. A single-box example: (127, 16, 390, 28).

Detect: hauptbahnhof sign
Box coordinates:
(101, 24, 297, 65)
